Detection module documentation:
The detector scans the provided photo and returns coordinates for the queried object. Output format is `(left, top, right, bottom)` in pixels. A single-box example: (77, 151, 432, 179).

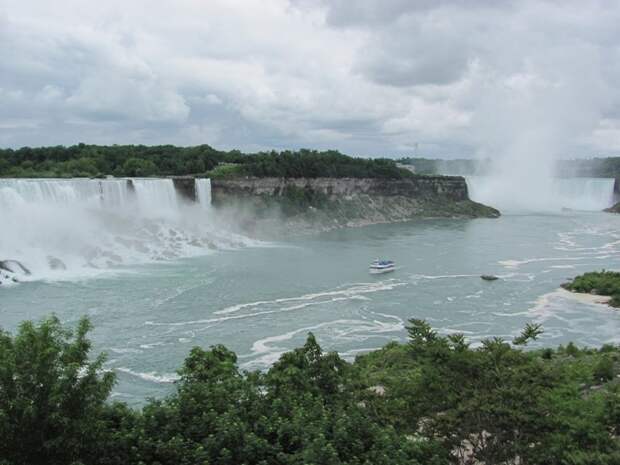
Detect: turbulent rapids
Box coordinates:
(0, 178, 251, 285)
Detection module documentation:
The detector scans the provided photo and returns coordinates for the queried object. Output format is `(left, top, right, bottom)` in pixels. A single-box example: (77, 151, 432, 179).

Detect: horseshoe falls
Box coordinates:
(466, 176, 616, 212)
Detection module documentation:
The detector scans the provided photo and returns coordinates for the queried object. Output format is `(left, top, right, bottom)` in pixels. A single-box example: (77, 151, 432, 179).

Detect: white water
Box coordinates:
(194, 178, 212, 209)
(466, 176, 616, 212)
(0, 177, 246, 285)
(132, 179, 179, 212)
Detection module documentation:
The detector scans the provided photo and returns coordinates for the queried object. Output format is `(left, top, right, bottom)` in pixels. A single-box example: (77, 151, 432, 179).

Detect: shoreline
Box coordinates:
(557, 287, 612, 306)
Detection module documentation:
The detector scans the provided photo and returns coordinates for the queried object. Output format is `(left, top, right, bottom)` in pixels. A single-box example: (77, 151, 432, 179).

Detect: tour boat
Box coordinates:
(369, 259, 395, 274)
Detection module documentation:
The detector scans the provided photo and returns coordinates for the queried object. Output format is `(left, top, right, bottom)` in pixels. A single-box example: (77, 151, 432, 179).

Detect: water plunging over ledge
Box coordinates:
(0, 177, 252, 285)
(465, 176, 616, 212)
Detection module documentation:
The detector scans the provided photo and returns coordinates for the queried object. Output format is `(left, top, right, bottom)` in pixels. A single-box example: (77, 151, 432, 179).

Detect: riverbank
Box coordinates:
(561, 270, 620, 308)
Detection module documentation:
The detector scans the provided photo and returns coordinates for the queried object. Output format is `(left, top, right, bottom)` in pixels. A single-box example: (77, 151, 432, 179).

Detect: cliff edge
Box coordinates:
(211, 176, 499, 235)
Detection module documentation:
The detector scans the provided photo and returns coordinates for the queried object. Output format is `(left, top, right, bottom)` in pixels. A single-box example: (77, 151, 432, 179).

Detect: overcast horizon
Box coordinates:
(1, 0, 620, 159)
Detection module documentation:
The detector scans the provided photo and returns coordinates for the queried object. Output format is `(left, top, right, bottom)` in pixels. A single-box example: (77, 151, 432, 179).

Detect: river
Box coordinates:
(2, 178, 620, 403)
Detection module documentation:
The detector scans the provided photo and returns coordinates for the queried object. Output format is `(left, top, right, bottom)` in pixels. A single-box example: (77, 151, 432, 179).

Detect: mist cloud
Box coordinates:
(0, 0, 619, 158)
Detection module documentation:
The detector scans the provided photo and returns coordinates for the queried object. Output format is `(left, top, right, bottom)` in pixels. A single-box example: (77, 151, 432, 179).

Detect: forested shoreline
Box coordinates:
(0, 144, 413, 180)
(3, 143, 618, 180)
(2, 315, 620, 465)
(562, 271, 620, 307)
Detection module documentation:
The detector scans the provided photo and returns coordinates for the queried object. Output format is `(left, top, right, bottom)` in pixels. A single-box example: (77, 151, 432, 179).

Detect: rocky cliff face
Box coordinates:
(212, 176, 471, 200)
(171, 176, 197, 201)
(211, 176, 499, 235)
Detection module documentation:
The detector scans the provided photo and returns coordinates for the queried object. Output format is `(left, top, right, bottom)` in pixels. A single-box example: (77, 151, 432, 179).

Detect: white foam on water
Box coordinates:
(116, 367, 179, 384)
(338, 347, 384, 361)
(525, 288, 620, 346)
(110, 348, 144, 354)
(147, 293, 382, 328)
(109, 392, 138, 399)
(213, 279, 406, 315)
(139, 341, 172, 349)
(240, 313, 405, 371)
(528, 288, 613, 323)
(410, 273, 480, 280)
(465, 291, 483, 299)
(498, 256, 610, 269)
(439, 328, 475, 335)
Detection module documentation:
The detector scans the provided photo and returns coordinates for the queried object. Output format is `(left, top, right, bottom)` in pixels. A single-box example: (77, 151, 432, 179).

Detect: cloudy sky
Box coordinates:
(1, 0, 619, 158)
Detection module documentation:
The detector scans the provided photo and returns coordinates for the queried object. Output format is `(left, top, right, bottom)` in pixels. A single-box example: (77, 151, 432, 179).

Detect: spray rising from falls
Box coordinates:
(0, 178, 248, 285)
(465, 176, 616, 212)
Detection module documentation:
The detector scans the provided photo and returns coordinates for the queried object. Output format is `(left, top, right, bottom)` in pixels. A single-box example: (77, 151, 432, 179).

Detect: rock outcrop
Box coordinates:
(171, 176, 197, 201)
(604, 201, 620, 213)
(0, 260, 31, 276)
(210, 176, 499, 235)
(0, 259, 31, 285)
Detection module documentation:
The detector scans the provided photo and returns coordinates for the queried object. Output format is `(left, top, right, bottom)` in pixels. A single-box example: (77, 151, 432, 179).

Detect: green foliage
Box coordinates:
(0, 144, 413, 180)
(121, 158, 157, 177)
(3, 316, 620, 464)
(358, 319, 620, 464)
(0, 316, 115, 465)
(593, 355, 615, 382)
(563, 270, 620, 307)
(278, 185, 329, 216)
(242, 149, 413, 179)
(205, 162, 244, 179)
(513, 322, 543, 345)
(0, 319, 425, 464)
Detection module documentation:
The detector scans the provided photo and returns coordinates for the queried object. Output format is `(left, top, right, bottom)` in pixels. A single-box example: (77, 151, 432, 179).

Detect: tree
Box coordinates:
(0, 316, 115, 465)
(121, 157, 157, 177)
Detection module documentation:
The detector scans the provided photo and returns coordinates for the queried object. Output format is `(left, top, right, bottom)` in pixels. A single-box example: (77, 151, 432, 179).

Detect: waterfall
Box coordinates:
(466, 176, 616, 212)
(0, 178, 128, 207)
(0, 177, 250, 286)
(131, 179, 179, 213)
(195, 178, 212, 209)
(0, 177, 204, 212)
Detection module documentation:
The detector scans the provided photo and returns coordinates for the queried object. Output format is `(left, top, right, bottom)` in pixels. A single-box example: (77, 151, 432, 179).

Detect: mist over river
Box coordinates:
(3, 208, 620, 403)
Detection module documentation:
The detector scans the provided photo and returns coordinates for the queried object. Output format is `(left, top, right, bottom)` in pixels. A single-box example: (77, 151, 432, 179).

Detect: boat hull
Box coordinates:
(369, 267, 395, 274)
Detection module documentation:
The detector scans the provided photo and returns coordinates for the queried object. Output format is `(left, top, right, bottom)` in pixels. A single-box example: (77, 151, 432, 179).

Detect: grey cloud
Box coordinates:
(324, 0, 416, 27)
(0, 0, 619, 160)
(354, 25, 471, 87)
(323, 0, 512, 27)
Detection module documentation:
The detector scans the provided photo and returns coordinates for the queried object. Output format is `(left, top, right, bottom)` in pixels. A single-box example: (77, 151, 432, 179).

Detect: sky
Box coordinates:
(1, 0, 619, 158)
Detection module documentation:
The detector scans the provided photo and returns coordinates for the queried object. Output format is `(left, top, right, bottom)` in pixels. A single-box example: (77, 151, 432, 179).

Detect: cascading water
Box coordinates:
(194, 178, 212, 209)
(131, 179, 179, 212)
(0, 178, 131, 207)
(466, 176, 616, 212)
(0, 177, 246, 286)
